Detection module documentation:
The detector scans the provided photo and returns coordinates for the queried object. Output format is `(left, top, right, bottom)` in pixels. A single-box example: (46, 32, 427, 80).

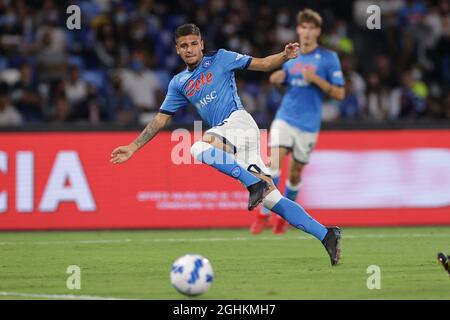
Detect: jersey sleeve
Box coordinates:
(326, 52, 345, 86)
(218, 49, 253, 71)
(282, 62, 290, 86)
(159, 77, 188, 115)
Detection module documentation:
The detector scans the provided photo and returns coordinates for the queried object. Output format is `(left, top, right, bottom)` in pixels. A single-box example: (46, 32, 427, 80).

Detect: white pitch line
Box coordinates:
(0, 233, 449, 246)
(0, 292, 130, 300)
(0, 239, 133, 246)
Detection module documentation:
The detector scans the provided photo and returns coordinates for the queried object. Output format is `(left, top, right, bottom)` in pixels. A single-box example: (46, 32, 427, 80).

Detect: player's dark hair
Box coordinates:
(297, 9, 322, 28)
(175, 23, 201, 41)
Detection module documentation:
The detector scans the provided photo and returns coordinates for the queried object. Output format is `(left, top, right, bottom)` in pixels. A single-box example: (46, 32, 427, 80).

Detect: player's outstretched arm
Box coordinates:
(248, 43, 299, 72)
(110, 112, 172, 164)
(301, 69, 346, 100)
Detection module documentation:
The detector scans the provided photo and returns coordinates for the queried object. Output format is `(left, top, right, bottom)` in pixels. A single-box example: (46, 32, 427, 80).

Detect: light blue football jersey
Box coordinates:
(276, 47, 344, 132)
(159, 49, 252, 127)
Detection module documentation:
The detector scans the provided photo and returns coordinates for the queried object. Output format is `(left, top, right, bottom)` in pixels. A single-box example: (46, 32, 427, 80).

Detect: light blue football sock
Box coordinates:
(196, 146, 260, 188)
(271, 197, 327, 241)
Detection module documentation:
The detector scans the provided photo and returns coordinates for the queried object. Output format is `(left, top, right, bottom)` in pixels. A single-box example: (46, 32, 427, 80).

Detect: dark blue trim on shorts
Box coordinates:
(206, 132, 237, 154)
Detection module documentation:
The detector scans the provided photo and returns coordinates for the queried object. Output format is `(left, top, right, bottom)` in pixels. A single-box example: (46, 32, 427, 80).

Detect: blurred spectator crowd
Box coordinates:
(0, 0, 449, 127)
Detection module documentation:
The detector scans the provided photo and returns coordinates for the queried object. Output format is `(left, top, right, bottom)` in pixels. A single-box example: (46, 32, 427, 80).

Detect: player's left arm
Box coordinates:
(248, 43, 300, 72)
(302, 72, 345, 100)
(301, 52, 345, 100)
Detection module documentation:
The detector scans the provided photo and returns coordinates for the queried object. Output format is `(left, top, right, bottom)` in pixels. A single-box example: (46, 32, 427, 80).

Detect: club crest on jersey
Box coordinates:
(186, 72, 213, 97)
(202, 59, 212, 68)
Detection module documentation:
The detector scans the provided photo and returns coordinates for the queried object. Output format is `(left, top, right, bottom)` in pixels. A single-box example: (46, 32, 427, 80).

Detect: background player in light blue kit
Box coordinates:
(250, 9, 346, 235)
(111, 23, 341, 266)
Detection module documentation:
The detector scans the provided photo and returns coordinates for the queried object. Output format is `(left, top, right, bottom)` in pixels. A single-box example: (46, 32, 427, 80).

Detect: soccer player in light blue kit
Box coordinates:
(111, 23, 341, 266)
(251, 9, 346, 235)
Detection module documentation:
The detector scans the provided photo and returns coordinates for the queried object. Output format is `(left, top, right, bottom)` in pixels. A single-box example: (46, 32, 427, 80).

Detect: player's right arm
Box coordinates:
(110, 112, 172, 164)
(110, 76, 188, 165)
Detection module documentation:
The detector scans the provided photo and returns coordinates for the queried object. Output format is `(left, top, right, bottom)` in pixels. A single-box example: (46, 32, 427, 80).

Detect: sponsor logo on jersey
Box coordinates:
(186, 72, 213, 97)
(333, 70, 343, 78)
(195, 90, 217, 109)
(290, 61, 317, 75)
(290, 78, 310, 87)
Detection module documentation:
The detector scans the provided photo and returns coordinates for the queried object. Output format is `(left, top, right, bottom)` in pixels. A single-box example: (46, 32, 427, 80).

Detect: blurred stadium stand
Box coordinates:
(0, 0, 449, 129)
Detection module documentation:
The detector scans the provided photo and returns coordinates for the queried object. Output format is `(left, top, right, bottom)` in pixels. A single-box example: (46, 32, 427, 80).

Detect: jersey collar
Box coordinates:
(300, 45, 320, 56)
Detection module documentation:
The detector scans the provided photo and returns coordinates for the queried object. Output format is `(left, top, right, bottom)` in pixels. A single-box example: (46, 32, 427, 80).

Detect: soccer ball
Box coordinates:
(170, 254, 214, 296)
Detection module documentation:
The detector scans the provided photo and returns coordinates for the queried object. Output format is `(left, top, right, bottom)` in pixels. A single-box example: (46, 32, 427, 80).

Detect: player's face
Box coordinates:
(176, 35, 204, 68)
(297, 22, 321, 46)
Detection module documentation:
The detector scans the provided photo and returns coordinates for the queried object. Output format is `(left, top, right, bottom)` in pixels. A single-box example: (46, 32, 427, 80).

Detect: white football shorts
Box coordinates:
(205, 110, 270, 176)
(269, 119, 318, 164)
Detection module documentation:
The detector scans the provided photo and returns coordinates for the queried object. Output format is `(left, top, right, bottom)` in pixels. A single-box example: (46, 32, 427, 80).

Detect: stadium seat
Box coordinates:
(68, 56, 86, 71)
(81, 70, 105, 89)
(0, 57, 7, 70)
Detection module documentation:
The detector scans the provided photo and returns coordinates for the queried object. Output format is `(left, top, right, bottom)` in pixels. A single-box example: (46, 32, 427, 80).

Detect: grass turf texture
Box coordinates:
(0, 227, 449, 300)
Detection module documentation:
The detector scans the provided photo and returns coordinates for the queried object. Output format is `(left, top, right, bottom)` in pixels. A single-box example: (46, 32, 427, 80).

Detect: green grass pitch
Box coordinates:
(0, 227, 449, 300)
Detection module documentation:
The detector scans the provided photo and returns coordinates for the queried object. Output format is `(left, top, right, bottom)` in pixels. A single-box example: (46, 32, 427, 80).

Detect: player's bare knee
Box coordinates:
(202, 134, 232, 153)
(288, 162, 304, 185)
(201, 134, 214, 144)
